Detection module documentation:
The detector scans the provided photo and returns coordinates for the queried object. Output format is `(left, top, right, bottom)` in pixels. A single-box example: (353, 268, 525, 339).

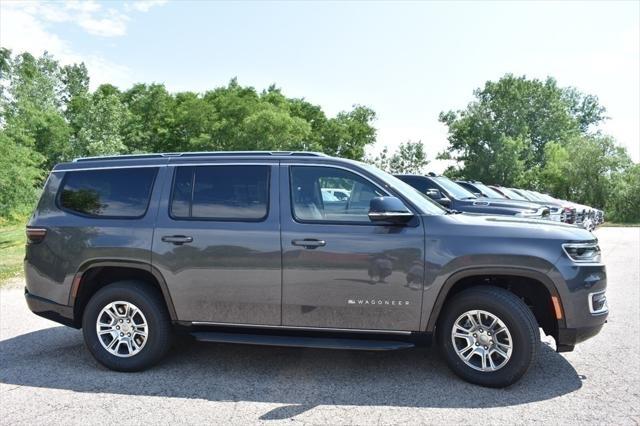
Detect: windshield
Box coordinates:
(473, 182, 505, 198)
(501, 188, 531, 201)
(523, 190, 545, 202)
(537, 193, 557, 202)
(358, 163, 446, 215)
(433, 176, 477, 200)
(498, 187, 527, 201)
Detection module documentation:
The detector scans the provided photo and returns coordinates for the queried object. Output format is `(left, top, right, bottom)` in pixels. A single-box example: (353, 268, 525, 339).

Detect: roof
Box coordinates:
(72, 151, 328, 162)
(52, 151, 346, 172)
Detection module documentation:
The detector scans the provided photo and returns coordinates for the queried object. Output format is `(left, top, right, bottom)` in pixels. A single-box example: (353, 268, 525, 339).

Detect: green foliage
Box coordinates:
(0, 223, 27, 283)
(439, 74, 607, 173)
(0, 49, 378, 220)
(369, 141, 429, 174)
(74, 84, 129, 157)
(440, 74, 637, 221)
(1, 49, 637, 223)
(541, 135, 631, 208)
(0, 132, 44, 218)
(606, 164, 640, 223)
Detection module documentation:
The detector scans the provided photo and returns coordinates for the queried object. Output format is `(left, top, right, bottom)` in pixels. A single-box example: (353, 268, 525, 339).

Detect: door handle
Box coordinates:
(161, 235, 193, 245)
(291, 239, 326, 249)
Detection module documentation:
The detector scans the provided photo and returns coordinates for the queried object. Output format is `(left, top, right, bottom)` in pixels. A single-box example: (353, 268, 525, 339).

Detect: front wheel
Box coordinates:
(436, 286, 539, 387)
(82, 280, 172, 371)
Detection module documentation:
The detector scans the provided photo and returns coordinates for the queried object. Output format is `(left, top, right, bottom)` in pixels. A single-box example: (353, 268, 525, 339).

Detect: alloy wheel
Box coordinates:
(96, 301, 148, 357)
(451, 309, 513, 372)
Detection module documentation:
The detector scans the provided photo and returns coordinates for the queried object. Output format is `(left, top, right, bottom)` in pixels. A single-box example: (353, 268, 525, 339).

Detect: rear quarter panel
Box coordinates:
(25, 168, 166, 306)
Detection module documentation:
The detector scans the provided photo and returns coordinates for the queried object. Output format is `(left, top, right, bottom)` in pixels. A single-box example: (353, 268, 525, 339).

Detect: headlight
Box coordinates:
(562, 242, 601, 263)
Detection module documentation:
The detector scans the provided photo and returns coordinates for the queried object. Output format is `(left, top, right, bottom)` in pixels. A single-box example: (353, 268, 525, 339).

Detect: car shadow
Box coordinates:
(0, 326, 582, 413)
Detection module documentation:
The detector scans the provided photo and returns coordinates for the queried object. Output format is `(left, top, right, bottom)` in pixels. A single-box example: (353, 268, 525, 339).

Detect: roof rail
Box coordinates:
(73, 151, 328, 162)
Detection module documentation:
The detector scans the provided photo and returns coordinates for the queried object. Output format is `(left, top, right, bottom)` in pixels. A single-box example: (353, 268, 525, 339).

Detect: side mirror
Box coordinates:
(426, 189, 451, 207)
(437, 197, 451, 207)
(368, 197, 414, 224)
(426, 189, 442, 200)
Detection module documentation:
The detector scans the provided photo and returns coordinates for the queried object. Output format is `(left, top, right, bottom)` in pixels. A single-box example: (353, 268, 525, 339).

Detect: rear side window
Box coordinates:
(59, 168, 158, 218)
(170, 165, 269, 221)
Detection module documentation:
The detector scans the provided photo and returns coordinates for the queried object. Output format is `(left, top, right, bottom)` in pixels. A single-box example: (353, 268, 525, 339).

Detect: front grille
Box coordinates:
(561, 207, 576, 224)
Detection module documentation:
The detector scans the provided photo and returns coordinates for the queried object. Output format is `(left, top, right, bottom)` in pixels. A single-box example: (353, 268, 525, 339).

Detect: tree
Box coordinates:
(540, 135, 631, 208)
(320, 105, 377, 159)
(1, 52, 72, 167)
(438, 74, 608, 183)
(122, 83, 175, 153)
(607, 164, 640, 223)
(73, 84, 129, 157)
(369, 141, 430, 174)
(0, 132, 44, 218)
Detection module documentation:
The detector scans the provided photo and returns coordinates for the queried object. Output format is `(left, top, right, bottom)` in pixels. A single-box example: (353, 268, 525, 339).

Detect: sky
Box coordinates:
(1, 0, 639, 171)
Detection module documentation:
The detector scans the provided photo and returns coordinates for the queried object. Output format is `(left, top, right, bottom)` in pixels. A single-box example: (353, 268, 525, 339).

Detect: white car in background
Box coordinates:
(321, 188, 351, 201)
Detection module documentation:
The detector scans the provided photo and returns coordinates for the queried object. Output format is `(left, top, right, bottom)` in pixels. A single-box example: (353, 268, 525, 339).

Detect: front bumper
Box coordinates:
(556, 324, 606, 352)
(549, 259, 608, 351)
(25, 288, 77, 328)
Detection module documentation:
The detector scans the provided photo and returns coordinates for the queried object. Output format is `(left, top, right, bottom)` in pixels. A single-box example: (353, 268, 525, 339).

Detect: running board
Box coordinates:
(190, 331, 415, 351)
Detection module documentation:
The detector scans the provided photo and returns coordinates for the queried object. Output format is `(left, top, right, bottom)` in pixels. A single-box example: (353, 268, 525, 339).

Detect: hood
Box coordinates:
(459, 197, 543, 211)
(434, 212, 594, 241)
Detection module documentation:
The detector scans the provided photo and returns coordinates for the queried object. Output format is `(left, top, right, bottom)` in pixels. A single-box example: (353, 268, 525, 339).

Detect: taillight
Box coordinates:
(26, 227, 47, 244)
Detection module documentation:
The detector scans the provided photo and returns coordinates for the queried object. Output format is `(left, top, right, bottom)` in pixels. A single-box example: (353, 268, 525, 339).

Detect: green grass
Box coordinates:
(0, 223, 26, 284)
(600, 222, 640, 227)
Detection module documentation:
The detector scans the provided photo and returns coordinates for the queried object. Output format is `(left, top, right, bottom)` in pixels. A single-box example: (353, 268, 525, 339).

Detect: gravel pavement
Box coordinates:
(1, 227, 639, 425)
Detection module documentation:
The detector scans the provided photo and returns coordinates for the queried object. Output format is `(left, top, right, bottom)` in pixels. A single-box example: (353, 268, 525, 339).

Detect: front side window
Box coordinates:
(59, 167, 157, 218)
(433, 177, 477, 200)
(170, 165, 269, 221)
(474, 183, 506, 198)
(290, 166, 385, 223)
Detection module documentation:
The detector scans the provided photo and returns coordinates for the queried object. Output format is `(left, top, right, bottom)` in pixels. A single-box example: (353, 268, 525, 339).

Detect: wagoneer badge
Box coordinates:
(347, 299, 410, 306)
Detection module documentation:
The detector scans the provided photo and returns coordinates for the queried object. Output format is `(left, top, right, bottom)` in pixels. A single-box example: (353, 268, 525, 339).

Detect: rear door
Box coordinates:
(280, 163, 425, 331)
(152, 161, 281, 325)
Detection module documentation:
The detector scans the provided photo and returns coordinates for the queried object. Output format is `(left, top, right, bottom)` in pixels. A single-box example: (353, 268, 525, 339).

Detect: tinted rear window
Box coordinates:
(59, 168, 158, 218)
(170, 165, 269, 221)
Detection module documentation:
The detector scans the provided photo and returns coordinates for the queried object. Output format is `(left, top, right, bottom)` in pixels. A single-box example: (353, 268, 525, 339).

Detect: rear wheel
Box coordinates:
(436, 286, 539, 387)
(82, 280, 172, 371)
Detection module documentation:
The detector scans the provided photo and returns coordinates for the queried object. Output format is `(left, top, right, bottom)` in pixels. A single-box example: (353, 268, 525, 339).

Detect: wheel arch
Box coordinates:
(70, 259, 177, 327)
(425, 267, 566, 337)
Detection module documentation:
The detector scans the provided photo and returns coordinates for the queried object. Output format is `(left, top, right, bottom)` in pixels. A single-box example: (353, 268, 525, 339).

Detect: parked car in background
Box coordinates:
(459, 181, 565, 223)
(455, 181, 506, 199)
(395, 174, 550, 219)
(507, 188, 595, 231)
(322, 188, 351, 201)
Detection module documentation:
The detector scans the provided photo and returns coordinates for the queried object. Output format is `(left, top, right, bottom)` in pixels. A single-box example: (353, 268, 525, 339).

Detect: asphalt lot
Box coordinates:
(1, 227, 639, 425)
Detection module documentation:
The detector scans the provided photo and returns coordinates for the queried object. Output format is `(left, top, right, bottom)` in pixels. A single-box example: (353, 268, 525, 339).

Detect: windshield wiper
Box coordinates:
(445, 209, 463, 214)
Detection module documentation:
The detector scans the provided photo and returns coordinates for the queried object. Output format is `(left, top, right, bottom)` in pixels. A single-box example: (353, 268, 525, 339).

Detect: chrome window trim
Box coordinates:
(368, 211, 414, 218)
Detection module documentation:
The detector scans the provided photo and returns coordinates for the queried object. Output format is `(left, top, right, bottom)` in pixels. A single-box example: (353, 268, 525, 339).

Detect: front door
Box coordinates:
(152, 162, 281, 325)
(280, 164, 425, 331)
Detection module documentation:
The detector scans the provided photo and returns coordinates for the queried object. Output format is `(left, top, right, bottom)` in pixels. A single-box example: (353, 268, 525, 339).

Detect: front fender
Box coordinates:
(420, 259, 565, 333)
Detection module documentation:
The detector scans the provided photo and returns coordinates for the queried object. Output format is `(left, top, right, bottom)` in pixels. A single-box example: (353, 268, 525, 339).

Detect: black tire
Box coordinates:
(436, 286, 539, 388)
(82, 280, 172, 372)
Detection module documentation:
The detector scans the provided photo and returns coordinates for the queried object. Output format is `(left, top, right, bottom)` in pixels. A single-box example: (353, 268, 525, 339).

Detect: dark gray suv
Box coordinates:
(24, 152, 607, 387)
